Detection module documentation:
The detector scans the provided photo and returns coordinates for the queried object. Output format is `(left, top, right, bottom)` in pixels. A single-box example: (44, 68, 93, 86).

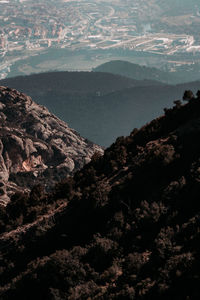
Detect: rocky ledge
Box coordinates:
(0, 86, 103, 204)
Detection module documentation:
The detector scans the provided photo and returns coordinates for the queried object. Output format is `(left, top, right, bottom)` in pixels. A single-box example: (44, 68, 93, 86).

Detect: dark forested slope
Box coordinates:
(0, 91, 200, 299)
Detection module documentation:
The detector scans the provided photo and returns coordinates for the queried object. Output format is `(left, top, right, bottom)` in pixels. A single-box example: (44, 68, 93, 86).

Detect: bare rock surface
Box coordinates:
(0, 86, 103, 204)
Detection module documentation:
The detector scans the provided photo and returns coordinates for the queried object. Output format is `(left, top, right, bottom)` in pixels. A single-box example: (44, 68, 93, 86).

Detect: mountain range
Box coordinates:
(1, 71, 200, 147)
(0, 88, 200, 299)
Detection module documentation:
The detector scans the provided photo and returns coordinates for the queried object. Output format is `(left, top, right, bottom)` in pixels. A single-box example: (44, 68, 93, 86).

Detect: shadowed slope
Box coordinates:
(0, 92, 200, 299)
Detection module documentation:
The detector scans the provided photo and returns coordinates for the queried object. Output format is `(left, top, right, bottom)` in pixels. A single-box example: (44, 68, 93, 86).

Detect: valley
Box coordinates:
(1, 0, 200, 78)
(2, 71, 200, 147)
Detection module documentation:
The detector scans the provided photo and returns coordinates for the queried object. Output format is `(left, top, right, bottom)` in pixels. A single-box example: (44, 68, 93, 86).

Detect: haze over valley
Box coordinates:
(1, 0, 200, 79)
(2, 71, 200, 147)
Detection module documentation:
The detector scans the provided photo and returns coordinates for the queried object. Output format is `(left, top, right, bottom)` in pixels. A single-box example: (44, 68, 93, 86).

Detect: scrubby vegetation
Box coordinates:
(0, 91, 200, 299)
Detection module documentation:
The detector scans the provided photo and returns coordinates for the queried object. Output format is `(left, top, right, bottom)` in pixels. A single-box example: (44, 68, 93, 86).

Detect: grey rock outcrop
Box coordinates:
(0, 86, 103, 205)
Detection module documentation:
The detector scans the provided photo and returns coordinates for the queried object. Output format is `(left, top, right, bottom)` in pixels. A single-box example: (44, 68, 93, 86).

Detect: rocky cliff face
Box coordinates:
(0, 86, 103, 204)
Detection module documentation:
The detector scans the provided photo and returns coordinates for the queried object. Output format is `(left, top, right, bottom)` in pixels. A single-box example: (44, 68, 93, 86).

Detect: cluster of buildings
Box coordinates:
(0, 0, 200, 78)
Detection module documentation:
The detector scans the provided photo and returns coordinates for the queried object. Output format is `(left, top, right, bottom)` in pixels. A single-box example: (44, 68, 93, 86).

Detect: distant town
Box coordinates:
(1, 0, 200, 78)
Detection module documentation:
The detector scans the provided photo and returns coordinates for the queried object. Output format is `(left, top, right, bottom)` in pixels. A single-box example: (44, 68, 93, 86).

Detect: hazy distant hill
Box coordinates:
(0, 71, 162, 95)
(93, 60, 180, 84)
(1, 71, 200, 147)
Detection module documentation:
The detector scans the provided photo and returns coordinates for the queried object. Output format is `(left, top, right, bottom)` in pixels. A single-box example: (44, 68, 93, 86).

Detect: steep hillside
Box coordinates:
(0, 91, 200, 299)
(1, 72, 200, 146)
(0, 86, 103, 205)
